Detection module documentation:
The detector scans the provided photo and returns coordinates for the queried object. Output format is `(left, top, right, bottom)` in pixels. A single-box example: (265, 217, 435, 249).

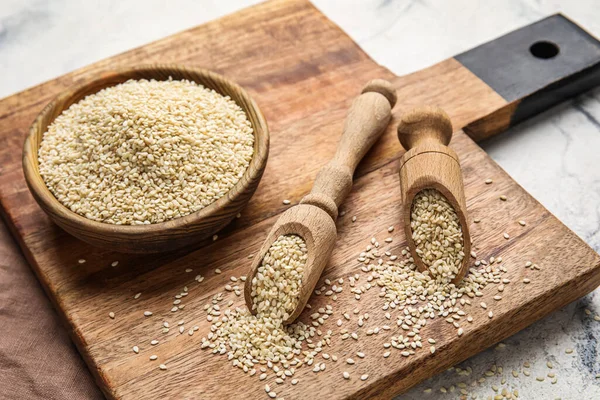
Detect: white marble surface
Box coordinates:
(1, 0, 599, 398)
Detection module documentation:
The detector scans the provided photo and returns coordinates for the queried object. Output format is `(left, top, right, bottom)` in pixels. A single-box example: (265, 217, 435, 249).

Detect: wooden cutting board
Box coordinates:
(1, 1, 600, 399)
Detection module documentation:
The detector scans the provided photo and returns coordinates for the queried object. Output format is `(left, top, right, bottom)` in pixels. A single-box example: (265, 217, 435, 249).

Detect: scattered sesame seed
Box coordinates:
(144, 311, 153, 317)
(523, 278, 531, 284)
(159, 364, 167, 371)
(518, 220, 526, 226)
(485, 179, 493, 184)
(132, 346, 139, 354)
(190, 212, 529, 389)
(282, 199, 291, 205)
(503, 232, 510, 239)
(352, 216, 357, 222)
(78, 259, 86, 264)
(111, 261, 119, 267)
(343, 371, 350, 379)
(361, 374, 368, 381)
(108, 312, 115, 319)
(149, 355, 158, 360)
(499, 195, 507, 201)
(134, 292, 141, 299)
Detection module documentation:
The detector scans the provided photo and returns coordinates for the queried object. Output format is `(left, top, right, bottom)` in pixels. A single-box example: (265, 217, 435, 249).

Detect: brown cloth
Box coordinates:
(0, 221, 103, 400)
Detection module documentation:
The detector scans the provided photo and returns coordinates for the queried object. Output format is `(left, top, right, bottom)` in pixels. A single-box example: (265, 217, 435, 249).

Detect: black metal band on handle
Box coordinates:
(456, 14, 600, 140)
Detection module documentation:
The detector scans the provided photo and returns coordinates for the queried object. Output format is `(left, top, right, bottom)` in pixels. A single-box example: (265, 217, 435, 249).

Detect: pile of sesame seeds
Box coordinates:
(200, 234, 317, 398)
(38, 78, 254, 225)
(410, 189, 465, 283)
(354, 236, 508, 355)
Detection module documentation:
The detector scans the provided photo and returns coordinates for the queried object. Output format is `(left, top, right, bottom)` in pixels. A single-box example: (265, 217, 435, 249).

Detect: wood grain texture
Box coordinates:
(244, 80, 396, 323)
(397, 107, 471, 283)
(22, 65, 269, 253)
(0, 1, 599, 399)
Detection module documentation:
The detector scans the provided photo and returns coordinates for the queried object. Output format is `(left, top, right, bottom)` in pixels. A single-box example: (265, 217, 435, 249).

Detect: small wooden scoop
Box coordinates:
(244, 79, 397, 324)
(397, 106, 471, 284)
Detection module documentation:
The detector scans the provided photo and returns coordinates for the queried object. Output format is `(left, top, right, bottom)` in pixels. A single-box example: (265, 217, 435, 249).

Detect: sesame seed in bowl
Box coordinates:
(23, 65, 269, 253)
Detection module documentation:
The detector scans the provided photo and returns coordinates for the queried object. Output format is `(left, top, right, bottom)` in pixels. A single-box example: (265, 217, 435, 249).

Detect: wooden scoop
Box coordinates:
(244, 79, 397, 324)
(397, 106, 471, 284)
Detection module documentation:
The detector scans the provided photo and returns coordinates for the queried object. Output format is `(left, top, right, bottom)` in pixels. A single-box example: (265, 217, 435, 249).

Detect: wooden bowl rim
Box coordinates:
(22, 64, 269, 237)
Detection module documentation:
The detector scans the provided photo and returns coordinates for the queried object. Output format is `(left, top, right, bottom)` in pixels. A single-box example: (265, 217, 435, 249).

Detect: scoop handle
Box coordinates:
(397, 105, 453, 150)
(300, 79, 396, 219)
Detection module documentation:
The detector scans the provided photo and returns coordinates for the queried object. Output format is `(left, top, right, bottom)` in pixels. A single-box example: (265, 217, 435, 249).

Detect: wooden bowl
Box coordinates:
(23, 65, 269, 253)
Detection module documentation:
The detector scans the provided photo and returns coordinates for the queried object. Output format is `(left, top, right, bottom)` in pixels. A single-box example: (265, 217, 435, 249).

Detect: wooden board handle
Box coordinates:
(300, 79, 395, 219)
(454, 14, 600, 141)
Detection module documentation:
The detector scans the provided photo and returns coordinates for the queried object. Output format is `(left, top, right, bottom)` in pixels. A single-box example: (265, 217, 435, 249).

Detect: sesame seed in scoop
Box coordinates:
(410, 189, 465, 284)
(250, 234, 308, 322)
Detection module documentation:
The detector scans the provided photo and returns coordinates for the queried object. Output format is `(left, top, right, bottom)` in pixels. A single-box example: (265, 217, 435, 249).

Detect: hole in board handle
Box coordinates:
(530, 41, 560, 59)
